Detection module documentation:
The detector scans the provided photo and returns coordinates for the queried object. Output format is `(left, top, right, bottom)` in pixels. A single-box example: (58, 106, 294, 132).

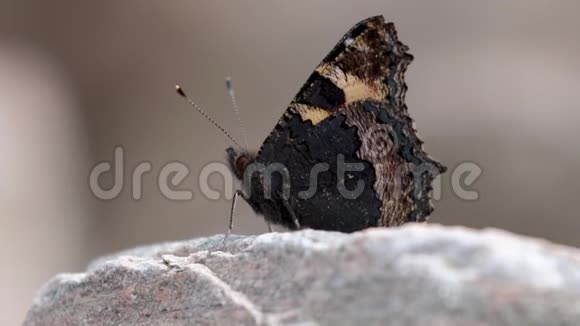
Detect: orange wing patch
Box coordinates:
(316, 63, 387, 105)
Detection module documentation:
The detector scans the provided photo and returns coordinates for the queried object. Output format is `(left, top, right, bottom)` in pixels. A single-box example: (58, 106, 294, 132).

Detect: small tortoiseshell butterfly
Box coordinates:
(180, 15, 446, 233)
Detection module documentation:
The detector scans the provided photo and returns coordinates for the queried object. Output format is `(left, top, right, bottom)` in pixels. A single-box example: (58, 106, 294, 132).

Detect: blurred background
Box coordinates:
(1, 0, 580, 324)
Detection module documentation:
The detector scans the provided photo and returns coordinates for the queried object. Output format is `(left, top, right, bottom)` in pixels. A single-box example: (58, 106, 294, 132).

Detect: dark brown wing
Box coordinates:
(278, 15, 413, 126)
(255, 16, 445, 228)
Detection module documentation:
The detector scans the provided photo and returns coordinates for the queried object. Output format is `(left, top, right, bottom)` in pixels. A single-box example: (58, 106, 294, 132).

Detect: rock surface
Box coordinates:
(25, 225, 580, 325)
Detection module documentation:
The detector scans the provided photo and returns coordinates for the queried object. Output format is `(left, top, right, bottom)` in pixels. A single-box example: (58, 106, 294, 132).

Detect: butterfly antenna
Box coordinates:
(225, 77, 249, 150)
(175, 85, 243, 149)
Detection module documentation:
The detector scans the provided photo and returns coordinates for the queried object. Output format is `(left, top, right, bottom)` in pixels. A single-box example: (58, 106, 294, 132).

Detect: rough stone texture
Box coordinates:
(25, 225, 580, 325)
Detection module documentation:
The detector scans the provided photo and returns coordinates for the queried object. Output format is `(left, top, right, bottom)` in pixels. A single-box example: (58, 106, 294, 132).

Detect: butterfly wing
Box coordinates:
(283, 15, 411, 124)
(252, 16, 445, 230)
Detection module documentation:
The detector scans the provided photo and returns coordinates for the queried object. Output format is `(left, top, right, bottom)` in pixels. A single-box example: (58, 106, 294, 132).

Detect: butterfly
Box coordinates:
(181, 15, 446, 233)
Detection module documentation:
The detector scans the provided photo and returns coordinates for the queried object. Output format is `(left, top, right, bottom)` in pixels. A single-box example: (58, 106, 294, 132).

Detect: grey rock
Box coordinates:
(25, 225, 580, 325)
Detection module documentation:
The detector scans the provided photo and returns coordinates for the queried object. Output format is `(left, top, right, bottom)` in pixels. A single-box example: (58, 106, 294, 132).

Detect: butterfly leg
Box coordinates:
(266, 221, 273, 232)
(282, 197, 301, 230)
(219, 189, 244, 251)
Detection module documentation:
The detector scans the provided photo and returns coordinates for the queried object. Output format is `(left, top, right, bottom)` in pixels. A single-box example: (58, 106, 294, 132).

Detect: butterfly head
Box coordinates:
(226, 147, 255, 180)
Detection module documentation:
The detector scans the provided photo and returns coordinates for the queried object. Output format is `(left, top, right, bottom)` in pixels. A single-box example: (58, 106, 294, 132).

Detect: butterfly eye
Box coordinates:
(235, 156, 249, 174)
